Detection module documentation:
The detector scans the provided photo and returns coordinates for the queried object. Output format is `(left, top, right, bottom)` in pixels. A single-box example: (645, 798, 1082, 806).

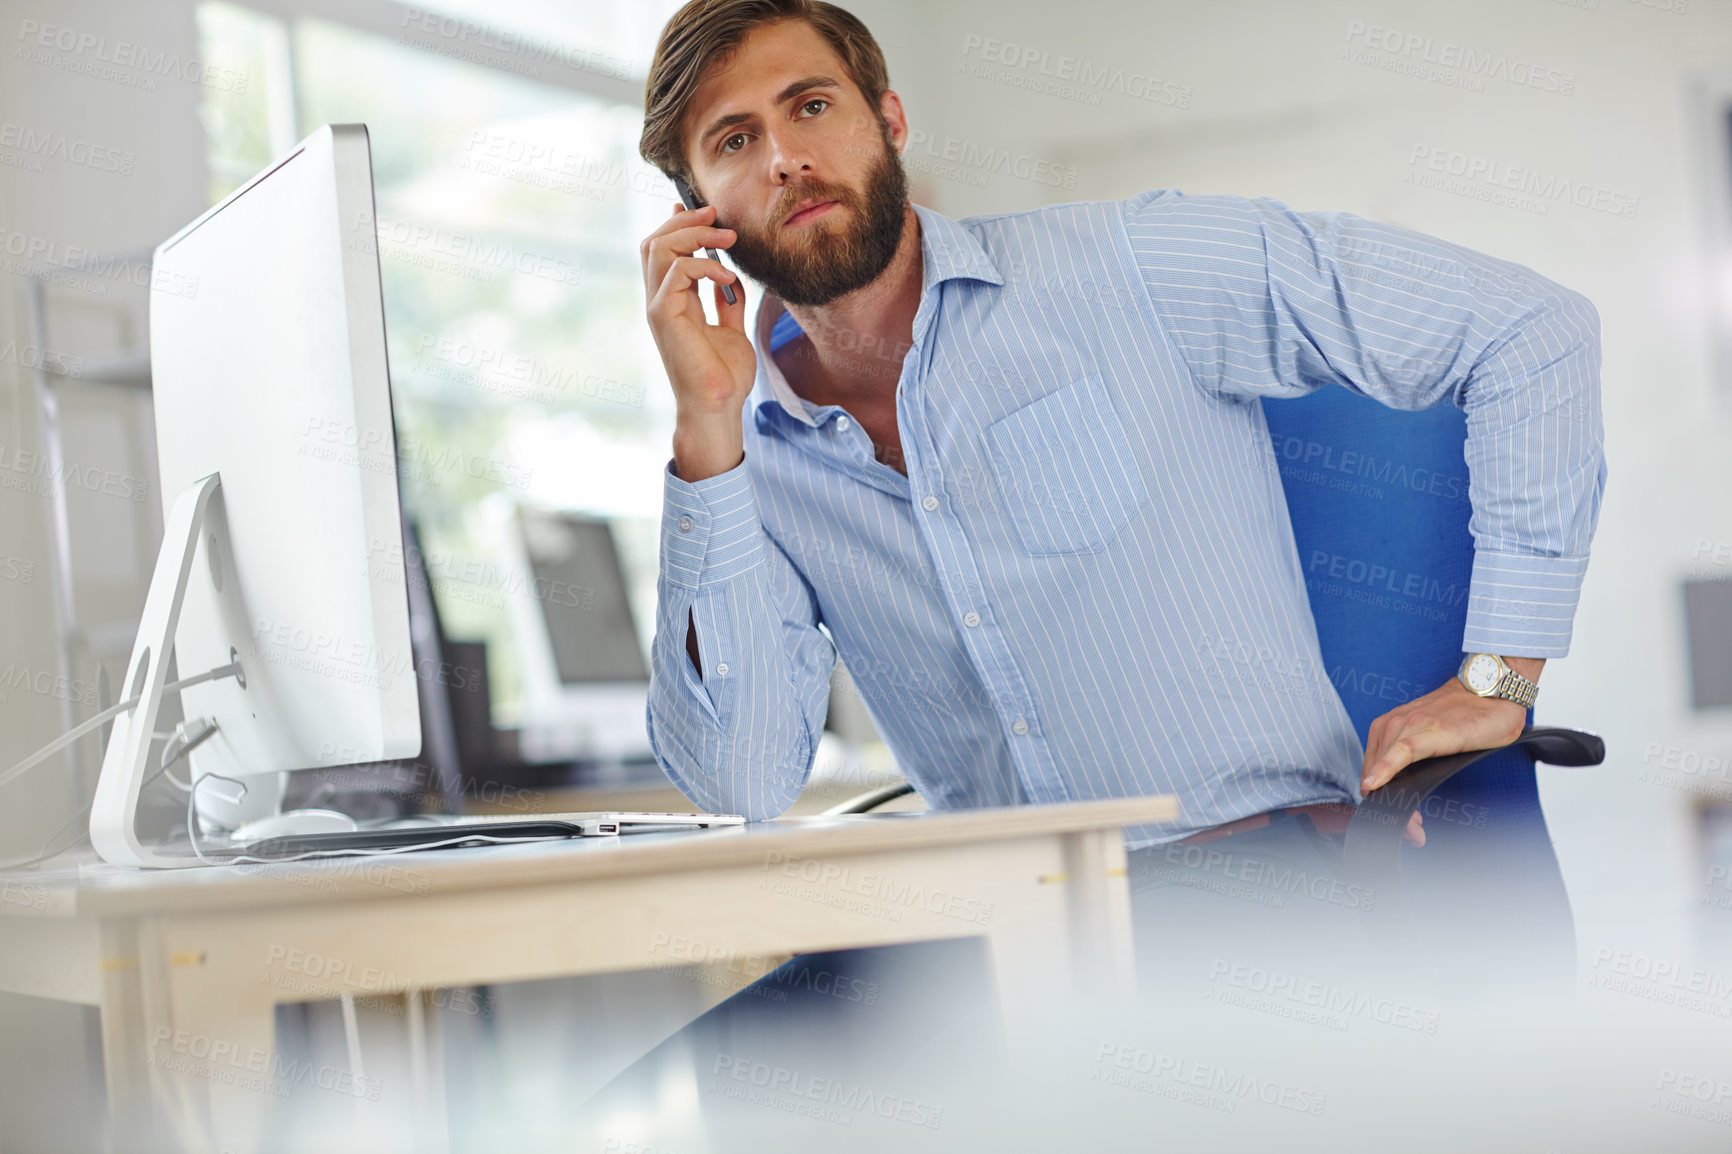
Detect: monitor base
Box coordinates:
(90, 474, 226, 869)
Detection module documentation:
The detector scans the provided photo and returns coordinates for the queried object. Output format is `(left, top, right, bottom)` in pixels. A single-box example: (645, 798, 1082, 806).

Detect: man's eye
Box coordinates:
(721, 133, 747, 153)
(800, 98, 829, 117)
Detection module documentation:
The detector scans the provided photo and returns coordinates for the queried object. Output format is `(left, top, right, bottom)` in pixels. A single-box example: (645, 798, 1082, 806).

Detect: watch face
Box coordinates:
(1464, 654, 1501, 695)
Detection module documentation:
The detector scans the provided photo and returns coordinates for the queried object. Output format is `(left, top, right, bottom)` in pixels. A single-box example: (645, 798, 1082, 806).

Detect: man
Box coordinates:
(604, 0, 1603, 1139)
(636, 0, 1602, 849)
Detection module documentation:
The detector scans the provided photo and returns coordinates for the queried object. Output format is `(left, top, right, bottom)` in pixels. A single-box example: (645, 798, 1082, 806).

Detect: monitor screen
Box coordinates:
(518, 508, 648, 685)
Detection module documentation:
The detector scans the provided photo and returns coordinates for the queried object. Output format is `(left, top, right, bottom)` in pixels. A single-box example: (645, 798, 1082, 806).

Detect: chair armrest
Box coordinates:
(821, 781, 917, 815)
(1341, 725, 1602, 934)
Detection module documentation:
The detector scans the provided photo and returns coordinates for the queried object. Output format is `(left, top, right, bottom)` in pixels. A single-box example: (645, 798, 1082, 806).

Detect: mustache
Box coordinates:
(769, 180, 852, 229)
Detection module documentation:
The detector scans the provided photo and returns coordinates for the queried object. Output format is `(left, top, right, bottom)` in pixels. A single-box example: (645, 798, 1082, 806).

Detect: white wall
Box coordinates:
(873, 0, 1732, 963)
(0, 0, 206, 850)
(0, 0, 207, 1133)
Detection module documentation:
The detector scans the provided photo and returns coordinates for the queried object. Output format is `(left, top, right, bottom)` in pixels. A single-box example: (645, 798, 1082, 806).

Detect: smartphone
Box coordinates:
(671, 174, 738, 306)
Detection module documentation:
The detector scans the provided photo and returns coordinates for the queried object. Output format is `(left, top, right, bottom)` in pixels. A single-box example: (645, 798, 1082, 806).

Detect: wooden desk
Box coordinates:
(0, 796, 1175, 1153)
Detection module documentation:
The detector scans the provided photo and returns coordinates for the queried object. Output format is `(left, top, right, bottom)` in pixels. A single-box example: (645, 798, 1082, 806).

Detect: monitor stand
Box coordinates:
(89, 474, 275, 868)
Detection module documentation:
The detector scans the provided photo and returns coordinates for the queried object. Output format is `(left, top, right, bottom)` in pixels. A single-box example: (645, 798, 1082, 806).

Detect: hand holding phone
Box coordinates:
(640, 176, 753, 483)
(671, 175, 737, 306)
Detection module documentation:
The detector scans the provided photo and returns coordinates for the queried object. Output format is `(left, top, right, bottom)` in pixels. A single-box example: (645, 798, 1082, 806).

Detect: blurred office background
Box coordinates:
(2, 0, 1731, 1142)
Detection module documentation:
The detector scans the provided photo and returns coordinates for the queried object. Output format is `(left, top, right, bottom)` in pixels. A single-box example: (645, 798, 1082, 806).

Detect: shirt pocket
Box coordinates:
(980, 373, 1150, 557)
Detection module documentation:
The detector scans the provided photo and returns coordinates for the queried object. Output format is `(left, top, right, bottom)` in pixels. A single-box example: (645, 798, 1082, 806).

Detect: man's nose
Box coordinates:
(763, 125, 815, 183)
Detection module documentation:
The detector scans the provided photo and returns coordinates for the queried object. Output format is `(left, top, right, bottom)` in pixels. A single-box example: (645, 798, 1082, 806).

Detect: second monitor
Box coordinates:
(485, 497, 654, 765)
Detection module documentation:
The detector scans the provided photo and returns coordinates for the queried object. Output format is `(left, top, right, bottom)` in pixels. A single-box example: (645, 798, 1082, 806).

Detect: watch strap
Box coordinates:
(1493, 665, 1539, 709)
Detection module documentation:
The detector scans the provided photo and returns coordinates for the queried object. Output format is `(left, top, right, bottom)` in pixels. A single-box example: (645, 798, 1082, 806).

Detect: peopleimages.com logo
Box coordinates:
(1341, 20, 1575, 95)
(15, 19, 250, 92)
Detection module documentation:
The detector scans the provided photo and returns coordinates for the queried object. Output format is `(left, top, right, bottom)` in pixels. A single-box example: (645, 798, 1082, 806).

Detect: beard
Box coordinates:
(723, 128, 910, 308)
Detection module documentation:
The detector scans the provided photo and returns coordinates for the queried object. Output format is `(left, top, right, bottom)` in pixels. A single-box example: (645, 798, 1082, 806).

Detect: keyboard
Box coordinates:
(223, 811, 745, 862)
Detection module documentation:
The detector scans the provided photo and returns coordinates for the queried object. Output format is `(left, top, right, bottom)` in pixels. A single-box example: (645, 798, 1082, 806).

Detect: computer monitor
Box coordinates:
(482, 497, 652, 764)
(90, 124, 420, 867)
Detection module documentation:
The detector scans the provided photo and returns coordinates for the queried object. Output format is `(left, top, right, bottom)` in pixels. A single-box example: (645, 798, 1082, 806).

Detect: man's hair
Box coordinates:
(639, 0, 892, 187)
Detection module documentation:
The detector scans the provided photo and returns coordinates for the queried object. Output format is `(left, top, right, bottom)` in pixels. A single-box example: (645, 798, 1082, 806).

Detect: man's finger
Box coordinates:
(1361, 707, 1410, 782)
(1364, 727, 1445, 792)
(1362, 716, 1389, 782)
(1404, 811, 1426, 848)
(1362, 741, 1408, 792)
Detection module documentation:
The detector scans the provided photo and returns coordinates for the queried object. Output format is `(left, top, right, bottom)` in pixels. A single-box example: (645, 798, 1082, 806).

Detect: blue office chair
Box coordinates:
(838, 386, 1604, 982)
(1259, 386, 1603, 984)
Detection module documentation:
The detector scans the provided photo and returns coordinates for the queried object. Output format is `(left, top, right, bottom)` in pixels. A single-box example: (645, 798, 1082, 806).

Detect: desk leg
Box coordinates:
(406, 989, 451, 1154)
(983, 830, 1135, 1037)
(98, 921, 168, 1154)
(1060, 829, 1135, 995)
(134, 918, 279, 1154)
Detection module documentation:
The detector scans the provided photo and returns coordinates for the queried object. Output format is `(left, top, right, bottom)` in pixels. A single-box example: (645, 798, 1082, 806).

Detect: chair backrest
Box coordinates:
(1260, 387, 1477, 742)
(1261, 387, 1572, 977)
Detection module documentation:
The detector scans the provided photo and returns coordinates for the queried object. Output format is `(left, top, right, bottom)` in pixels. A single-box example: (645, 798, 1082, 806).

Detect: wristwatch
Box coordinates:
(1457, 652, 1538, 709)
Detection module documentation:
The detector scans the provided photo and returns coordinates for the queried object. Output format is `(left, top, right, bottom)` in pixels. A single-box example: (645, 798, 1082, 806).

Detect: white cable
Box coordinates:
(0, 697, 138, 790)
(159, 718, 219, 774)
(153, 719, 219, 794)
(0, 661, 241, 790)
(187, 772, 249, 868)
(0, 714, 219, 869)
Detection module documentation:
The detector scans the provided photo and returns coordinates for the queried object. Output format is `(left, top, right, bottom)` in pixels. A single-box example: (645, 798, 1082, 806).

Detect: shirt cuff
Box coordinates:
(660, 454, 766, 591)
(1462, 548, 1590, 658)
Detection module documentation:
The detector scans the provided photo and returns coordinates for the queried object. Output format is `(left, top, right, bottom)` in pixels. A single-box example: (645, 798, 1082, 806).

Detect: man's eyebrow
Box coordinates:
(696, 75, 843, 150)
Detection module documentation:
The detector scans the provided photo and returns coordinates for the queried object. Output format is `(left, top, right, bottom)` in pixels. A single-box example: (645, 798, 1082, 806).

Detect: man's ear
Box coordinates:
(879, 89, 909, 153)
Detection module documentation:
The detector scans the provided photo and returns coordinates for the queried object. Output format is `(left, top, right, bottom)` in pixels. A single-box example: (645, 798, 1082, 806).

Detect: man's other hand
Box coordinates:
(1361, 657, 1545, 794)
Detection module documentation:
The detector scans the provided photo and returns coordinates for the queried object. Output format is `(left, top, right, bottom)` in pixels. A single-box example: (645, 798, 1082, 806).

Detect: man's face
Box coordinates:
(681, 19, 910, 307)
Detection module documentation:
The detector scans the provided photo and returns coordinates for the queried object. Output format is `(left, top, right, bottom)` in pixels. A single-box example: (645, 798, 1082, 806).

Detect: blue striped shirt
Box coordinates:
(645, 190, 1603, 846)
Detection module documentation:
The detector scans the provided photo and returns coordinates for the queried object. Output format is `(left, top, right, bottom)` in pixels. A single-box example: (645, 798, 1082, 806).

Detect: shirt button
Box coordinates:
(1011, 718, 1029, 736)
(715, 662, 730, 677)
(921, 494, 939, 511)
(963, 611, 981, 628)
(836, 416, 850, 431)
(677, 515, 694, 533)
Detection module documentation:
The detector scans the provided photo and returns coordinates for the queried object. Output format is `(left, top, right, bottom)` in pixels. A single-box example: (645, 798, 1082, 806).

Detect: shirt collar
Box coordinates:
(753, 202, 1004, 430)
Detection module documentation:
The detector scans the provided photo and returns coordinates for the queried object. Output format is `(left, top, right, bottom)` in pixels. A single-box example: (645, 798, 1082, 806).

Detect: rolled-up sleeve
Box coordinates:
(1124, 189, 1605, 657)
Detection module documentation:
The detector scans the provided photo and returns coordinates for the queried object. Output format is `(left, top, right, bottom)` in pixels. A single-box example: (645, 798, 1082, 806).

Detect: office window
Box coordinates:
(397, 0, 672, 75)
(195, 2, 296, 204)
(197, 3, 681, 720)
